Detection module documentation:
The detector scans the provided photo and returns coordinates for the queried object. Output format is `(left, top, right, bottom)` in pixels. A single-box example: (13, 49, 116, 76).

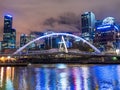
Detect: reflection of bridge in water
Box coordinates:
(0, 33, 120, 64)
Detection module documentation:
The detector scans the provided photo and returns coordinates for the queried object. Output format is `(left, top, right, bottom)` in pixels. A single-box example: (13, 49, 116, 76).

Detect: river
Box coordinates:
(0, 64, 119, 90)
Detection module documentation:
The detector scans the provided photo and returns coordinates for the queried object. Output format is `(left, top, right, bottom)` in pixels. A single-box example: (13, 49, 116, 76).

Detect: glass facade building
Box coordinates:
(2, 15, 16, 49)
(29, 32, 44, 49)
(20, 34, 31, 47)
(94, 24, 120, 53)
(81, 12, 96, 42)
(20, 34, 37, 49)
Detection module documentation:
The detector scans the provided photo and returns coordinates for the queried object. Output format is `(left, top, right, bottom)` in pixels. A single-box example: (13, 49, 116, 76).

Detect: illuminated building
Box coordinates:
(11, 29, 16, 48)
(81, 12, 96, 42)
(94, 17, 120, 53)
(30, 31, 44, 37)
(44, 31, 56, 49)
(20, 34, 36, 49)
(20, 34, 31, 47)
(20, 34, 27, 47)
(44, 31, 73, 49)
(45, 36, 61, 49)
(29, 32, 44, 49)
(2, 15, 16, 49)
(95, 20, 103, 27)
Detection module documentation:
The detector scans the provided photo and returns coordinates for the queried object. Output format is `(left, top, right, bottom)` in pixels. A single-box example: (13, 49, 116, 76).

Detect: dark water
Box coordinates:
(0, 64, 120, 90)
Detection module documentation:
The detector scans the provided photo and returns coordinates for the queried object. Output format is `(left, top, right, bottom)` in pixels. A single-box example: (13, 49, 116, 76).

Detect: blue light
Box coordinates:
(97, 25, 111, 30)
(102, 17, 115, 25)
(114, 26, 119, 31)
(6, 14, 12, 18)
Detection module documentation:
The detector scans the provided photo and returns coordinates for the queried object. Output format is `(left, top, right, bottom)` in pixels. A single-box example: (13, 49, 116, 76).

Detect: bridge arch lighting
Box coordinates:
(13, 33, 101, 55)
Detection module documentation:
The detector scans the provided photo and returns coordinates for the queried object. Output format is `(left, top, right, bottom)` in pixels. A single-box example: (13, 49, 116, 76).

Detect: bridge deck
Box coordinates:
(0, 50, 120, 64)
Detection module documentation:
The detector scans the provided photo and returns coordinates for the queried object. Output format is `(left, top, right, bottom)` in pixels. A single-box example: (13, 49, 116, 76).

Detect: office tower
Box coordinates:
(11, 28, 16, 48)
(81, 12, 96, 42)
(20, 34, 36, 49)
(94, 17, 120, 53)
(95, 20, 103, 27)
(20, 34, 29, 47)
(30, 31, 45, 49)
(30, 31, 44, 38)
(3, 15, 12, 42)
(2, 15, 16, 49)
(3, 15, 12, 33)
(44, 31, 54, 49)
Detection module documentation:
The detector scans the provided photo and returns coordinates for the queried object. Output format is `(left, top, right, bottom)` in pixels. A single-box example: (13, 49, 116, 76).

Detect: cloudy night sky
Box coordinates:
(0, 0, 120, 43)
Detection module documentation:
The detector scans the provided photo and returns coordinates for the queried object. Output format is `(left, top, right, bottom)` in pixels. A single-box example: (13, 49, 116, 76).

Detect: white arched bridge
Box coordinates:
(11, 32, 107, 63)
(14, 32, 101, 55)
(1, 32, 120, 64)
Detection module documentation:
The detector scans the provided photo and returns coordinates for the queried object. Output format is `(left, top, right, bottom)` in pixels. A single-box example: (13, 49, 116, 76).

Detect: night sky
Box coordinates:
(0, 0, 120, 43)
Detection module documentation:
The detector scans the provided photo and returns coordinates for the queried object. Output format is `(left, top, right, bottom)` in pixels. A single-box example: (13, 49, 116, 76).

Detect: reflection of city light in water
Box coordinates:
(57, 68, 69, 90)
(56, 64, 67, 69)
(49, 69, 56, 90)
(6, 79, 14, 90)
(35, 68, 50, 90)
(72, 67, 82, 90)
(6, 67, 14, 90)
(35, 68, 40, 90)
(59, 72, 68, 90)
(0, 67, 4, 87)
(18, 69, 27, 90)
(94, 65, 116, 90)
(44, 69, 50, 90)
(117, 66, 120, 89)
(82, 67, 89, 90)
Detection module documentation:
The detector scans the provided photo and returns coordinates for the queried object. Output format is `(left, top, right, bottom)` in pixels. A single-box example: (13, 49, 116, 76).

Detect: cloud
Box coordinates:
(0, 0, 120, 43)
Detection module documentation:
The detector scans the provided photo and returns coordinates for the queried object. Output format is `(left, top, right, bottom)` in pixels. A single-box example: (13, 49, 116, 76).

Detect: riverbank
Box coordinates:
(0, 56, 120, 66)
(0, 63, 28, 66)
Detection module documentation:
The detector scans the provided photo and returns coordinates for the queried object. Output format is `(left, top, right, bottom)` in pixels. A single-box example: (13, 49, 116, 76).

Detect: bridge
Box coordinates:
(0, 33, 120, 64)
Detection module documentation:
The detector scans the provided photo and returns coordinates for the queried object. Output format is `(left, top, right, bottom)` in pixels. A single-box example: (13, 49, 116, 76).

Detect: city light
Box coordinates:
(97, 25, 111, 30)
(102, 17, 115, 25)
(112, 57, 118, 61)
(114, 25, 119, 31)
(6, 14, 12, 18)
(116, 49, 120, 55)
(56, 64, 67, 69)
(0, 57, 5, 62)
(7, 56, 11, 59)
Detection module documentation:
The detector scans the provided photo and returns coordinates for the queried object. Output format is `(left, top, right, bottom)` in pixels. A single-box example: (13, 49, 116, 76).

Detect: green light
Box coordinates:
(112, 57, 118, 61)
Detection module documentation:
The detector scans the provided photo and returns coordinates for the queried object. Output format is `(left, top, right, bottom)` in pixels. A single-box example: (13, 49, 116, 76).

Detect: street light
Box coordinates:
(116, 49, 120, 55)
(7, 56, 11, 60)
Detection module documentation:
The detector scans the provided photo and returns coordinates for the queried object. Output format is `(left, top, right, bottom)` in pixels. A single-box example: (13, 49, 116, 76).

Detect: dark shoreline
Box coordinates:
(0, 56, 120, 66)
(0, 63, 28, 66)
(0, 61, 120, 67)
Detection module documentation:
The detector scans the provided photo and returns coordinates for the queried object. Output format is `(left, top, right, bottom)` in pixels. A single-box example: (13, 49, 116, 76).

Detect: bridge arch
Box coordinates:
(13, 33, 101, 55)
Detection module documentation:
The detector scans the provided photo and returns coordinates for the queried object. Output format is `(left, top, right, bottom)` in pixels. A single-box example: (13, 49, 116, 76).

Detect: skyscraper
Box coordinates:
(2, 15, 16, 49)
(20, 34, 29, 47)
(81, 12, 96, 42)
(94, 17, 120, 53)
(11, 28, 16, 48)
(20, 34, 36, 49)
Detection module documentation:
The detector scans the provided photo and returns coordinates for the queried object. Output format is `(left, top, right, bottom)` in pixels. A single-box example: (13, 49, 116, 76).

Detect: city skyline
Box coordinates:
(0, 0, 120, 43)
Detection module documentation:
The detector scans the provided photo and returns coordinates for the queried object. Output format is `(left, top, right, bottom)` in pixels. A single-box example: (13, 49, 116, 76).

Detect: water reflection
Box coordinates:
(0, 67, 14, 90)
(92, 65, 118, 90)
(0, 64, 120, 90)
